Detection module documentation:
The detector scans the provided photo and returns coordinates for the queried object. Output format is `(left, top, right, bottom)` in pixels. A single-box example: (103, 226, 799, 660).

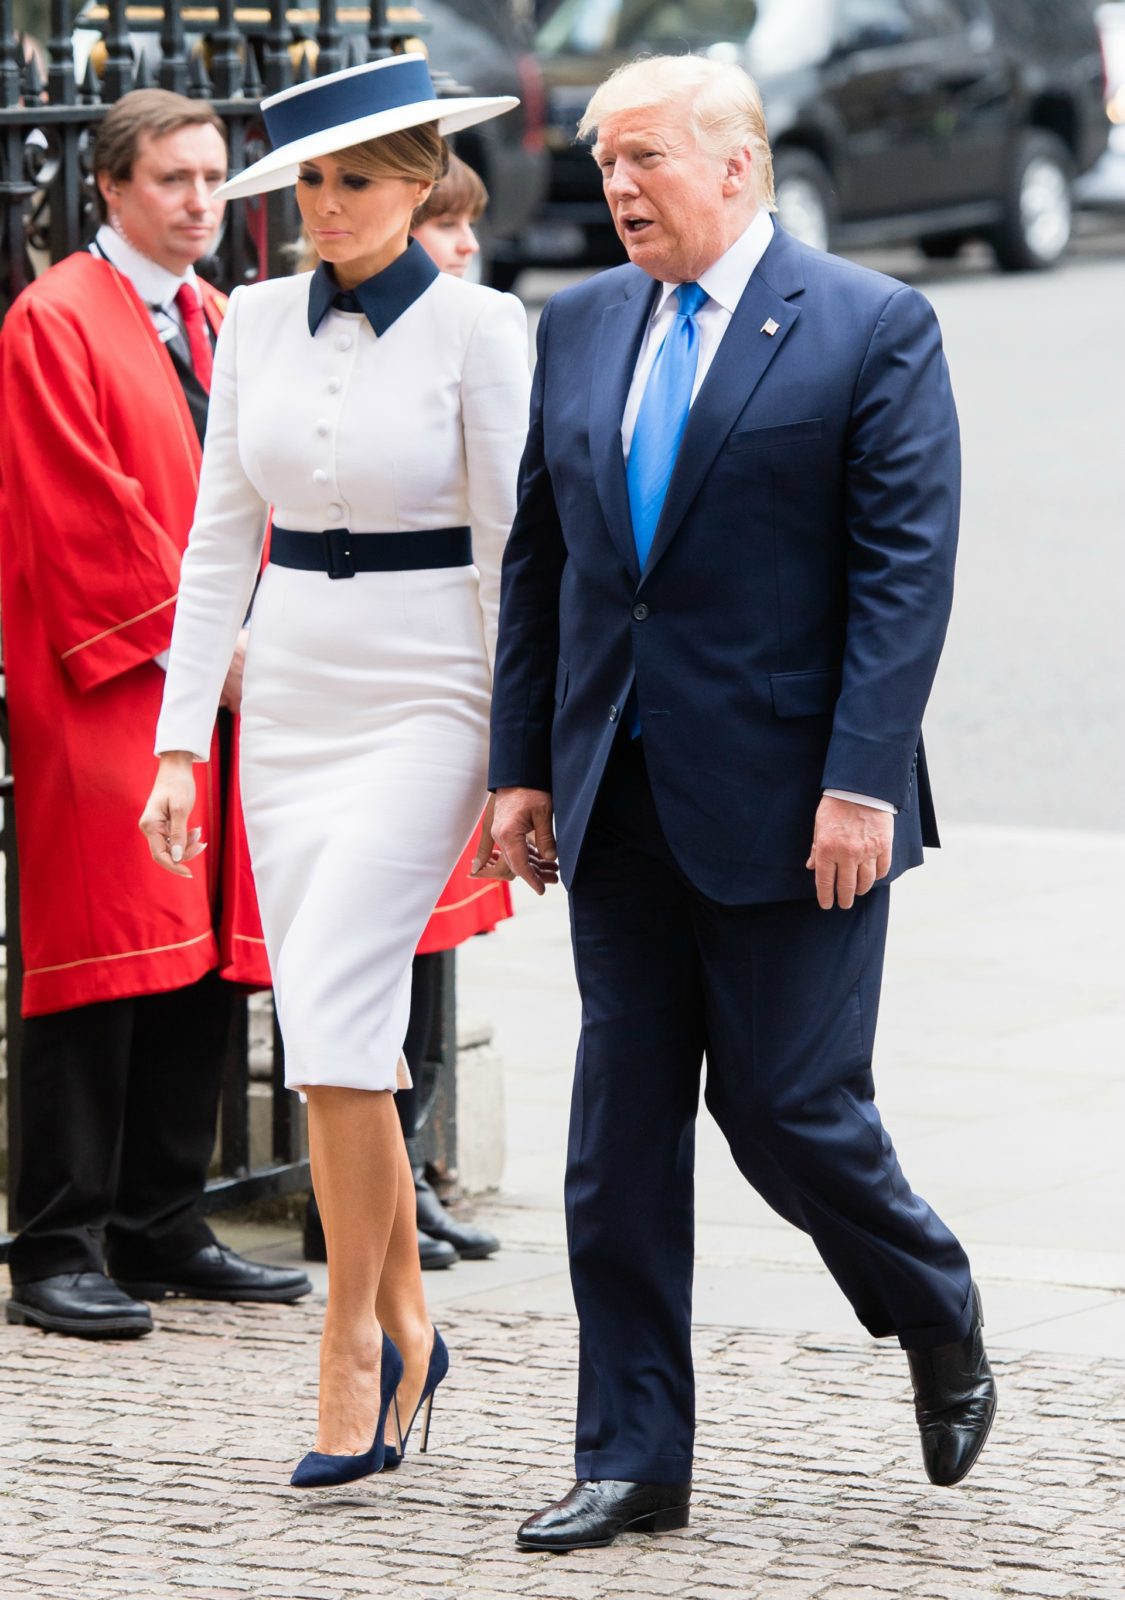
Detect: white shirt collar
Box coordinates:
(94, 223, 198, 309)
(652, 207, 775, 317)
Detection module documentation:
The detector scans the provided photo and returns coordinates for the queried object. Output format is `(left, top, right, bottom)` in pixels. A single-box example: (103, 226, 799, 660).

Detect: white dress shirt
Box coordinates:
(91, 223, 203, 363)
(622, 208, 895, 816)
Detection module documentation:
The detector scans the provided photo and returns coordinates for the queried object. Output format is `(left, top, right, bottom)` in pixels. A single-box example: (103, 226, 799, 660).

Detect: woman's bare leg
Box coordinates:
(305, 1085, 403, 1454)
(376, 1134, 435, 1445)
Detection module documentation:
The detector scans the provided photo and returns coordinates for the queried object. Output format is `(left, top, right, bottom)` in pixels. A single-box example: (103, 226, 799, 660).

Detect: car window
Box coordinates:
(538, 0, 760, 56)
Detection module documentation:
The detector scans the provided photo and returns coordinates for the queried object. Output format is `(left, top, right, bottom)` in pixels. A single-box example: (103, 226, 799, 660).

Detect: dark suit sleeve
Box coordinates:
(487, 299, 568, 792)
(822, 285, 959, 809)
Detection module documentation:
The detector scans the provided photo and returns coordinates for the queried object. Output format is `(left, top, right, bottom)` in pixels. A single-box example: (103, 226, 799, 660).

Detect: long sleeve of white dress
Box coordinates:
(155, 287, 267, 761)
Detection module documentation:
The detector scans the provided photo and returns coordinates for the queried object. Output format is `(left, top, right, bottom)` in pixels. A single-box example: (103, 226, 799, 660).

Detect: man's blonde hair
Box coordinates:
(577, 55, 775, 212)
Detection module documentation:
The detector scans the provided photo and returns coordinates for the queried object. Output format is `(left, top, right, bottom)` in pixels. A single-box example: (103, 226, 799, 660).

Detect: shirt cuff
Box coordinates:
(823, 788, 898, 815)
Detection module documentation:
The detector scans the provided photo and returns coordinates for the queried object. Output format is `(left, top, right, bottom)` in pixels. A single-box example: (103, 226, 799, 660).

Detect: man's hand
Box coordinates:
(806, 795, 894, 910)
(484, 787, 559, 896)
(219, 627, 250, 713)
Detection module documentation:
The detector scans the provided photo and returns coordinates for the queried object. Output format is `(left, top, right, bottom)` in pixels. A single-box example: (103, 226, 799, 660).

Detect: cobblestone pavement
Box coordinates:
(2, 1296, 1123, 1600)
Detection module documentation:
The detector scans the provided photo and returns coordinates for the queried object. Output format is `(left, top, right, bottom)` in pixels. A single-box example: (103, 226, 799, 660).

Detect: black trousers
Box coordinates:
(565, 735, 973, 1484)
(395, 952, 443, 1147)
(7, 973, 235, 1285)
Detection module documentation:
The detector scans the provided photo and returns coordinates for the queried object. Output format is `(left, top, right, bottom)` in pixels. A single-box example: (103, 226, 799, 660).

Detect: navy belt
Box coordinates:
(270, 525, 472, 581)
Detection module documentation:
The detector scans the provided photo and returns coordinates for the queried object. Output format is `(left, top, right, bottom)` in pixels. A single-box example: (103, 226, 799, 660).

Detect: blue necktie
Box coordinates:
(626, 280, 709, 571)
(624, 281, 708, 735)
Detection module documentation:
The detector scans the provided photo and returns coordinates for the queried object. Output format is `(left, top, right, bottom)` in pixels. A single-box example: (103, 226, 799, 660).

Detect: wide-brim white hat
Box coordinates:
(215, 54, 517, 202)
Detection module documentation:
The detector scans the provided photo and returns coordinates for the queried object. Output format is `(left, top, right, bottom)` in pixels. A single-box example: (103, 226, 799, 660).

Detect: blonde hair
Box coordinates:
(577, 55, 775, 211)
(331, 121, 449, 188)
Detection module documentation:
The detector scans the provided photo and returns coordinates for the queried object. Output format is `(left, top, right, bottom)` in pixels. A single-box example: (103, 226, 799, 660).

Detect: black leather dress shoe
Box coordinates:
(414, 1167, 499, 1260)
(114, 1244, 312, 1304)
(516, 1479, 691, 1552)
(303, 1191, 456, 1270)
(6, 1273, 153, 1339)
(908, 1282, 997, 1486)
(419, 1229, 458, 1270)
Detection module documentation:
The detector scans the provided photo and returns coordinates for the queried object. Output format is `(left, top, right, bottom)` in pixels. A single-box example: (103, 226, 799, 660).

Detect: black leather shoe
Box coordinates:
(304, 1190, 456, 1270)
(516, 1479, 691, 1552)
(6, 1273, 153, 1339)
(908, 1282, 997, 1486)
(414, 1167, 499, 1260)
(419, 1229, 458, 1270)
(114, 1244, 312, 1304)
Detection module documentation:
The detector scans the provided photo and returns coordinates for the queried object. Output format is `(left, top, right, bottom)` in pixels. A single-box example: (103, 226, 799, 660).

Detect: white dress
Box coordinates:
(155, 264, 530, 1091)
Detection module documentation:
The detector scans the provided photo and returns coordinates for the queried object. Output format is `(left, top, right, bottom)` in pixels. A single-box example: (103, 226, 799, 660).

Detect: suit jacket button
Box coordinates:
(608, 705, 618, 722)
(632, 602, 650, 621)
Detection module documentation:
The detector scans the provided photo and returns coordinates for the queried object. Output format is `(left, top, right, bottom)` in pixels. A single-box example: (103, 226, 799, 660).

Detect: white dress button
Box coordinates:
(327, 504, 344, 522)
(327, 378, 342, 394)
(313, 469, 328, 485)
(335, 335, 352, 352)
(316, 419, 330, 436)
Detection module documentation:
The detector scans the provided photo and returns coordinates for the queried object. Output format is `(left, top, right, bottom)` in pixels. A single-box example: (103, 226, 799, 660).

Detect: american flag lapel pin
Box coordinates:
(761, 317, 780, 336)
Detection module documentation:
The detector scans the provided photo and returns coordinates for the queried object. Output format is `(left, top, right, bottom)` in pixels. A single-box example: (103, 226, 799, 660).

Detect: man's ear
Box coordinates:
(722, 146, 754, 197)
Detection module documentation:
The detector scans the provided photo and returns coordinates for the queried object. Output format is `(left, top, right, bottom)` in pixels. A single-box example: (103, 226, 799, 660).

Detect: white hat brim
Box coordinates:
(214, 97, 518, 202)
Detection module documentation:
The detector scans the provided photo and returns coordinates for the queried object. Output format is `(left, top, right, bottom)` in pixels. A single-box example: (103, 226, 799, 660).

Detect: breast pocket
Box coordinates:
(728, 418, 824, 453)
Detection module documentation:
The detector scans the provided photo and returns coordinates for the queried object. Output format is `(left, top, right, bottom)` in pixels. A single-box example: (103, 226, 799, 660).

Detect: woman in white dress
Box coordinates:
(140, 56, 541, 1486)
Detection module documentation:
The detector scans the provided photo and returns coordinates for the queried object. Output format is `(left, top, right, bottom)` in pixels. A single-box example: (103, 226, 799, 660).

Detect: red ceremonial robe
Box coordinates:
(0, 251, 268, 1016)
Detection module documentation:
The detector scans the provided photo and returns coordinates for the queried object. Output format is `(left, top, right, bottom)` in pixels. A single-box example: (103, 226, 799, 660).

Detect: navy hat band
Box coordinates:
(264, 57, 436, 149)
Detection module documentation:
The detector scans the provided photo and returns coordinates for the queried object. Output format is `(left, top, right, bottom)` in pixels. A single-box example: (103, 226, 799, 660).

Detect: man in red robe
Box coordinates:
(0, 89, 310, 1337)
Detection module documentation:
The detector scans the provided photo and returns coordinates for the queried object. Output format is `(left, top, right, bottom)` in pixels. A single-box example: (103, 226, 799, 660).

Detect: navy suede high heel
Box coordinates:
(290, 1333, 404, 1488)
(382, 1327, 449, 1470)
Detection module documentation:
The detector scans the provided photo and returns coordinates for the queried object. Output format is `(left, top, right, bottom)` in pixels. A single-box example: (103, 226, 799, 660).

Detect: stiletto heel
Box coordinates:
(290, 1333, 404, 1488)
(382, 1327, 448, 1469)
(418, 1391, 435, 1454)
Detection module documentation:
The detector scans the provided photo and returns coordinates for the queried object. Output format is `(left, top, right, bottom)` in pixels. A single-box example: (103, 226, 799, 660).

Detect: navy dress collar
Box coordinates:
(307, 237, 439, 336)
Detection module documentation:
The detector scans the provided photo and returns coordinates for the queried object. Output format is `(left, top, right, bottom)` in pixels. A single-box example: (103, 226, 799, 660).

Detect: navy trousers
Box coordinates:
(565, 736, 973, 1485)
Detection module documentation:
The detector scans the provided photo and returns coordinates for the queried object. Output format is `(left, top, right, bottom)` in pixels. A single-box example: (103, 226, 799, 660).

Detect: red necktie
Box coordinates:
(174, 283, 213, 393)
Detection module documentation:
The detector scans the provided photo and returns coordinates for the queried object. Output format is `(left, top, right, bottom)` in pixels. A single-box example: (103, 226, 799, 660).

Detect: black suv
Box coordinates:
(529, 0, 1108, 273)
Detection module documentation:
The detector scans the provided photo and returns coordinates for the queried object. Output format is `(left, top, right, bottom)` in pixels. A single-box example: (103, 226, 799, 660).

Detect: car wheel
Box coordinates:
(919, 232, 967, 260)
(992, 130, 1073, 272)
(772, 150, 834, 253)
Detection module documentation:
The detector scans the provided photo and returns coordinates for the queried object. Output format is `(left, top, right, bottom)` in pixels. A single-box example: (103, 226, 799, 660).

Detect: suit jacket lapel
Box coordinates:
(640, 227, 806, 583)
(588, 271, 660, 583)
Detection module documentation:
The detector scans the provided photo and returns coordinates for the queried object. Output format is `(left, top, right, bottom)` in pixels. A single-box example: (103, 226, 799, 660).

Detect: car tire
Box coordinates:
(772, 149, 834, 253)
(991, 130, 1073, 272)
(919, 231, 967, 260)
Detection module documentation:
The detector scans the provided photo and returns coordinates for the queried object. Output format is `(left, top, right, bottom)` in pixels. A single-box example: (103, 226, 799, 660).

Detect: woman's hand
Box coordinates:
(471, 790, 559, 891)
(470, 793, 516, 881)
(139, 752, 205, 878)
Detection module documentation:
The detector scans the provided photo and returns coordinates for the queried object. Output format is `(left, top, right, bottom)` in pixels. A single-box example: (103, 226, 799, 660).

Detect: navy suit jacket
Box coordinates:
(488, 225, 959, 904)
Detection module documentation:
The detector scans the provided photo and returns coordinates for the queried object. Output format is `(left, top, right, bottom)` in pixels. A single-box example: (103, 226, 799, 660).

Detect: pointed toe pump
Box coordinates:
(382, 1327, 449, 1470)
(290, 1333, 404, 1488)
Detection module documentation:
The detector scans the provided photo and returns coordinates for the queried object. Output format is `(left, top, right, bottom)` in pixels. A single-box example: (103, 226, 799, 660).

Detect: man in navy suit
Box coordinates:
(483, 54, 996, 1552)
